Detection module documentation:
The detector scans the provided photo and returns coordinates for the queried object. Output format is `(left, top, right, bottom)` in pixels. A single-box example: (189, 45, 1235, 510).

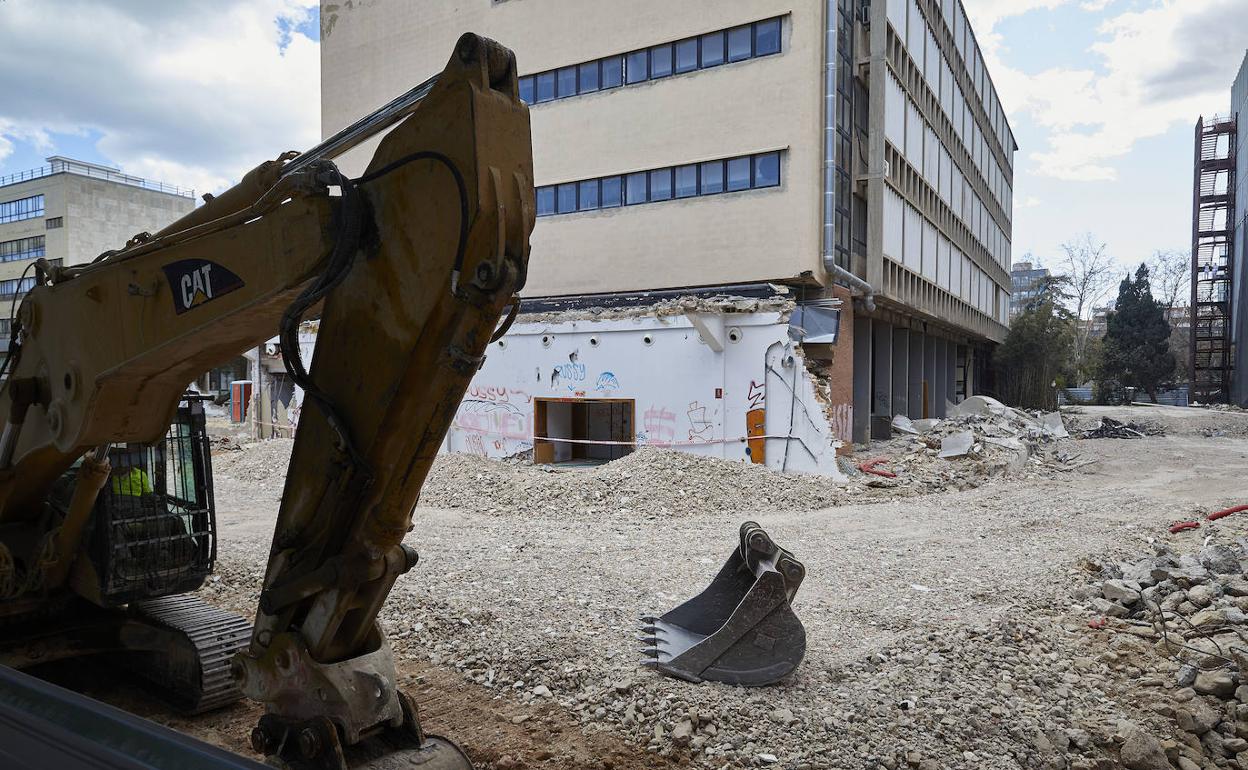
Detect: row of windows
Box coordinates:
(886, 0, 1013, 177)
(0, 194, 44, 225)
(46, 217, 62, 229)
(884, 71, 1011, 271)
(0, 276, 35, 298)
(0, 236, 45, 263)
(536, 152, 781, 217)
(883, 184, 1007, 325)
(519, 17, 782, 105)
(884, 17, 1012, 219)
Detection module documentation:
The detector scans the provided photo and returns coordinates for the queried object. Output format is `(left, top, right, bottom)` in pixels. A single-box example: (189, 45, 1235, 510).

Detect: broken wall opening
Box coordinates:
(533, 398, 635, 465)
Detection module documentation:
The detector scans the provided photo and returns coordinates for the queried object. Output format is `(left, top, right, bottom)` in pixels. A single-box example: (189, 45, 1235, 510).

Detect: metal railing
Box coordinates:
(0, 158, 194, 199)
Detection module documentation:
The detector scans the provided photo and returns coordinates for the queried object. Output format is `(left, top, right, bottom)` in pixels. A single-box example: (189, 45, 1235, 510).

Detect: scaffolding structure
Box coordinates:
(1191, 115, 1237, 402)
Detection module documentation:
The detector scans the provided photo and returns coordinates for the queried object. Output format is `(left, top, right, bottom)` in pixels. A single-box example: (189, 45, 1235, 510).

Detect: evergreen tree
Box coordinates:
(1100, 264, 1175, 403)
(995, 275, 1075, 410)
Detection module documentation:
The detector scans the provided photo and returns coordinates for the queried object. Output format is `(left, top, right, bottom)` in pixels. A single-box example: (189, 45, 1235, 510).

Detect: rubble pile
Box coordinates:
(211, 437, 293, 487)
(1078, 417, 1166, 440)
(878, 395, 1087, 489)
(421, 447, 852, 516)
(1079, 535, 1248, 769)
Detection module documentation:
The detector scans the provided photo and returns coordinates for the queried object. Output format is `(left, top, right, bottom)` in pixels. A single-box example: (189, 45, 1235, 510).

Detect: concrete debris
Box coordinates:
(1082, 534, 1248, 770)
(1078, 417, 1166, 439)
(516, 293, 795, 325)
(937, 431, 975, 459)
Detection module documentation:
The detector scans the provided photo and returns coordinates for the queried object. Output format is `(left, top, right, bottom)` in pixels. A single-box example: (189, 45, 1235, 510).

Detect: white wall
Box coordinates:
(444, 310, 846, 479)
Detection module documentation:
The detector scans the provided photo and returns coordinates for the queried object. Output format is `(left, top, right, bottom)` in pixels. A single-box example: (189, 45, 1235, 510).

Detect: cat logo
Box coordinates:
(161, 259, 245, 315)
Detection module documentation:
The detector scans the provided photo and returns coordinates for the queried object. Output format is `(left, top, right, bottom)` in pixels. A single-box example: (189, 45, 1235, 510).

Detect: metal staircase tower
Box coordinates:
(1191, 115, 1237, 403)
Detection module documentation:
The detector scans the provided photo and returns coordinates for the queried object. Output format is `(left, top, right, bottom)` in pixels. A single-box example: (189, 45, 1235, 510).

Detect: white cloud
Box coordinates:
(0, 0, 319, 194)
(967, 0, 1248, 182)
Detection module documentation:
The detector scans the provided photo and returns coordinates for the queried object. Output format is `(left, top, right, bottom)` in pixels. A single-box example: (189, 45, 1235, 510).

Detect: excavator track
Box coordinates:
(130, 594, 252, 714)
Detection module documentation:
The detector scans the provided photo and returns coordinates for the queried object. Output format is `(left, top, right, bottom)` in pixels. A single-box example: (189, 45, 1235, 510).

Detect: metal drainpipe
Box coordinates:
(822, 0, 876, 313)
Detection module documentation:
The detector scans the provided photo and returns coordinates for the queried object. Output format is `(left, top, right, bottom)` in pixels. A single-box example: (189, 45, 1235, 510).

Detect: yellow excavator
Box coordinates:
(0, 34, 531, 770)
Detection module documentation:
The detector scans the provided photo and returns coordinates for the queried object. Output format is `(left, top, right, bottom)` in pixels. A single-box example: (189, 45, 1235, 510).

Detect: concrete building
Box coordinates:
(0, 156, 195, 351)
(1010, 261, 1051, 317)
(320, 0, 1015, 464)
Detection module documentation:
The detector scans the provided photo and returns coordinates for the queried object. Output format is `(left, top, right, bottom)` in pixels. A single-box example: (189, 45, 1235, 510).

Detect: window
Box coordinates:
(578, 61, 599, 93)
(601, 176, 622, 208)
(557, 66, 576, 97)
(675, 165, 698, 198)
(753, 152, 780, 187)
(675, 38, 698, 73)
(556, 183, 577, 214)
(534, 152, 782, 217)
(578, 179, 599, 211)
(519, 76, 535, 104)
(601, 56, 624, 88)
(755, 18, 781, 55)
(0, 235, 45, 263)
(0, 194, 45, 225)
(626, 172, 648, 205)
(728, 25, 753, 62)
(700, 31, 725, 68)
(700, 161, 725, 194)
(535, 72, 556, 102)
(45, 217, 63, 230)
(536, 187, 555, 216)
(626, 50, 648, 84)
(650, 43, 673, 79)
(726, 157, 751, 191)
(648, 168, 672, 201)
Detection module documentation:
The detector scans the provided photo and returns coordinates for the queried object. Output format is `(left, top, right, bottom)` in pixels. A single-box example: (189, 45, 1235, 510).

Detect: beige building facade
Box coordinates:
(320, 0, 1016, 444)
(0, 157, 195, 348)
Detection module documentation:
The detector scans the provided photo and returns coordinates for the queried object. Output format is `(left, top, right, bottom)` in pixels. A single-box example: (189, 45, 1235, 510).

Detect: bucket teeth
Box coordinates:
(638, 635, 658, 645)
(640, 615, 659, 624)
(640, 624, 659, 635)
(641, 646, 660, 659)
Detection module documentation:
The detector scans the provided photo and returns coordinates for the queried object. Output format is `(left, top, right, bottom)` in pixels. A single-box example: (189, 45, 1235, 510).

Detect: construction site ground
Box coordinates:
(74, 405, 1248, 769)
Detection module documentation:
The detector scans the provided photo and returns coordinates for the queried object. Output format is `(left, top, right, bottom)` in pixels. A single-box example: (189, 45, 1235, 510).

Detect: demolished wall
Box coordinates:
(445, 299, 849, 479)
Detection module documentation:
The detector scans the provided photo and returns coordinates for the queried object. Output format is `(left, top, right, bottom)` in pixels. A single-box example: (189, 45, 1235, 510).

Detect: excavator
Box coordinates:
(0, 31, 810, 770)
(0, 34, 530, 770)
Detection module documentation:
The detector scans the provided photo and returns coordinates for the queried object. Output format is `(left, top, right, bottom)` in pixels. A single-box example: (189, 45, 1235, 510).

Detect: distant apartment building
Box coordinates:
(0, 157, 195, 351)
(320, 0, 1015, 463)
(1010, 261, 1051, 317)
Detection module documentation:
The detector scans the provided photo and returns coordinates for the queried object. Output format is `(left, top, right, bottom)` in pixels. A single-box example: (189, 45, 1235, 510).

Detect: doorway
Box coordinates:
(533, 398, 635, 465)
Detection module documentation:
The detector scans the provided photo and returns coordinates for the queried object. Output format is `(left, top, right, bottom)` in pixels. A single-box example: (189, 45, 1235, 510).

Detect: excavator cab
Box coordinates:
(84, 396, 216, 606)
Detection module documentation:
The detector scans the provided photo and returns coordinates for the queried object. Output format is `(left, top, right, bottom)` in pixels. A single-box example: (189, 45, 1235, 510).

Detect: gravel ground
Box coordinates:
(189, 406, 1248, 769)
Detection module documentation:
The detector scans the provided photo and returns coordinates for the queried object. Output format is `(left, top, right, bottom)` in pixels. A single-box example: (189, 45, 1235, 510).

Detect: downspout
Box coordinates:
(822, 0, 876, 313)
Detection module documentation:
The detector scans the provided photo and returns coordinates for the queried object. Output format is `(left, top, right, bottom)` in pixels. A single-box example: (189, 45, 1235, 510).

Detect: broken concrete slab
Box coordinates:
(938, 431, 975, 459)
(892, 414, 919, 435)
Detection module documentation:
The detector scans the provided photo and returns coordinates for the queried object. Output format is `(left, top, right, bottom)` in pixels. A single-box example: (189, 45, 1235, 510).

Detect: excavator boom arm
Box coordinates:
(0, 34, 533, 769)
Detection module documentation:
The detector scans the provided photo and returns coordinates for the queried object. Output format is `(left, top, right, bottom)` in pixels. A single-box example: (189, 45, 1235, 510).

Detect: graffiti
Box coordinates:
(642, 406, 676, 445)
(464, 433, 488, 457)
(453, 399, 529, 440)
(466, 384, 532, 404)
(550, 361, 586, 387)
(595, 371, 620, 391)
(747, 379, 766, 410)
(686, 401, 713, 442)
(828, 403, 853, 444)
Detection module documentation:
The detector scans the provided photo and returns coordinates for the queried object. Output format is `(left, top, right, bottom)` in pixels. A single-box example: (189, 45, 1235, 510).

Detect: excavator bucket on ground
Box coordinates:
(640, 522, 806, 686)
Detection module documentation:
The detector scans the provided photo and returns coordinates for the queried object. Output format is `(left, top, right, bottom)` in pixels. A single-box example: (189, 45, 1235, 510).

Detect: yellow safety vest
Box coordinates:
(111, 467, 153, 497)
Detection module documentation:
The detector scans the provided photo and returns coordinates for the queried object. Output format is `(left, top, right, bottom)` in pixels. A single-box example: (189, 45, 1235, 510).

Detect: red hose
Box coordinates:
(1206, 504, 1248, 522)
(858, 458, 896, 478)
(1169, 521, 1201, 534)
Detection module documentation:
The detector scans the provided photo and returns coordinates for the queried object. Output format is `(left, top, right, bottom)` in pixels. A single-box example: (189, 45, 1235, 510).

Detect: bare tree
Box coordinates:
(1148, 249, 1191, 310)
(1059, 233, 1116, 382)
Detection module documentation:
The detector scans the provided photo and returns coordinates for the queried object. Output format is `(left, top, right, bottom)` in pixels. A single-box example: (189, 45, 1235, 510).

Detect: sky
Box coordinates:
(0, 0, 1246, 273)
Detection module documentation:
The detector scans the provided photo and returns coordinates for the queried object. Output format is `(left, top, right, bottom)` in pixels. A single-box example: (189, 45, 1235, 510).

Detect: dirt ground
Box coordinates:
(49, 406, 1248, 768)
